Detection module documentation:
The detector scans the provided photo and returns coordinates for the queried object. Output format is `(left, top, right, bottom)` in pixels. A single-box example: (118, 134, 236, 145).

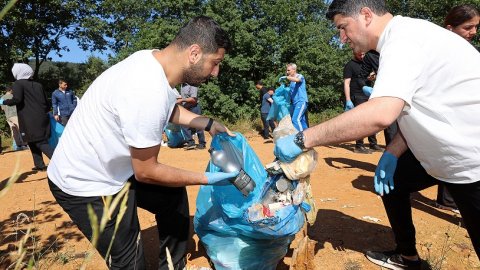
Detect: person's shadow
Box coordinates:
(0, 171, 43, 190)
(308, 209, 395, 253)
(141, 216, 210, 270)
(324, 157, 463, 227)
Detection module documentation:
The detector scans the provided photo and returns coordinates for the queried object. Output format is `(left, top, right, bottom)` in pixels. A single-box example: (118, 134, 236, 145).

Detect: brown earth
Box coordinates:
(1, 132, 479, 270)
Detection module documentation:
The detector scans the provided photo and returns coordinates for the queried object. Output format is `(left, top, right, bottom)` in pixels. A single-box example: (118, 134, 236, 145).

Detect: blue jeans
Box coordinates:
(181, 105, 206, 145)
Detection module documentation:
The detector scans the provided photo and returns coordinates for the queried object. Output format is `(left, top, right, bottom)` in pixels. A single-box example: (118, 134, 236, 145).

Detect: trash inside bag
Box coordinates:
(194, 132, 305, 270)
(272, 115, 297, 143)
(280, 150, 318, 180)
(164, 123, 186, 148)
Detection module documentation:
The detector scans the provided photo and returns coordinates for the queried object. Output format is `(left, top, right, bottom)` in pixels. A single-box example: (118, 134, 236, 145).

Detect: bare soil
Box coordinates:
(1, 132, 478, 269)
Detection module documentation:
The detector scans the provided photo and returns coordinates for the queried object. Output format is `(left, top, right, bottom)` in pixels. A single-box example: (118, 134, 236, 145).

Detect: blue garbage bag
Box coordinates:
(267, 84, 291, 122)
(164, 123, 186, 148)
(194, 132, 304, 270)
(48, 112, 64, 148)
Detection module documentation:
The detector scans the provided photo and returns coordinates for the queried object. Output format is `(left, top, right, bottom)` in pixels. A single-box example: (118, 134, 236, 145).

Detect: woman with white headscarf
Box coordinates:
(0, 63, 53, 170)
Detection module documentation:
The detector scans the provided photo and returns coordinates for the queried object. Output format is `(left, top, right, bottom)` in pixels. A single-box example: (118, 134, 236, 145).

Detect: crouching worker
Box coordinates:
(47, 16, 237, 270)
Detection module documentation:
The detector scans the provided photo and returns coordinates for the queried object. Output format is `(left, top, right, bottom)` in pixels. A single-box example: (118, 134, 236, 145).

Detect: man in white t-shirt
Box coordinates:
(47, 16, 235, 270)
(274, 0, 480, 269)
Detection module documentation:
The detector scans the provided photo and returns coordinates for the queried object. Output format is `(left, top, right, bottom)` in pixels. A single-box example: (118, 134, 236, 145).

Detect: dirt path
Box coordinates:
(1, 132, 478, 269)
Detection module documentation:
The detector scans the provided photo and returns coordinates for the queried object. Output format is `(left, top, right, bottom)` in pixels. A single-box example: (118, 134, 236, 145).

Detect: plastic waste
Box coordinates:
(209, 148, 256, 196)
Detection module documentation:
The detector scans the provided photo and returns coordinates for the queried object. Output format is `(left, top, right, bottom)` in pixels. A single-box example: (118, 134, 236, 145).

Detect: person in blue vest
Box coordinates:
(52, 79, 77, 126)
(283, 63, 309, 131)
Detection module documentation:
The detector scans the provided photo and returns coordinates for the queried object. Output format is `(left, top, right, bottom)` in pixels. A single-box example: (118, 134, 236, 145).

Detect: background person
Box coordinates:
(1, 85, 28, 151)
(52, 79, 77, 126)
(436, 3, 480, 214)
(177, 83, 207, 150)
(274, 1, 480, 269)
(343, 50, 382, 153)
(46, 16, 235, 270)
(445, 4, 480, 51)
(284, 63, 309, 131)
(0, 63, 54, 171)
(260, 87, 275, 139)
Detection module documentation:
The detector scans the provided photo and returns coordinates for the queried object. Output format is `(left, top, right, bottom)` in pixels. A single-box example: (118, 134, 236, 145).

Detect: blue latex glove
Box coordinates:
(362, 86, 373, 97)
(344, 100, 354, 111)
(205, 171, 239, 185)
(0, 98, 4, 105)
(278, 76, 287, 82)
(274, 134, 303, 163)
(374, 151, 398, 196)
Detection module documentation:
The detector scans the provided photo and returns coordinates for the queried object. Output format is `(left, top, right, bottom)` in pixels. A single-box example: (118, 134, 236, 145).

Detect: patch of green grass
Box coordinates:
(229, 117, 262, 135)
(308, 108, 342, 126)
(1, 134, 13, 152)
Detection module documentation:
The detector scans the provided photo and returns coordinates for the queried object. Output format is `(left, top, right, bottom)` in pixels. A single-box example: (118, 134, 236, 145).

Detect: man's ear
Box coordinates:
(360, 7, 374, 26)
(188, 44, 203, 65)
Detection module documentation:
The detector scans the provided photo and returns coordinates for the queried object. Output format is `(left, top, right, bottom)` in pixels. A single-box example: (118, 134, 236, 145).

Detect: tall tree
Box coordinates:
(0, 0, 96, 81)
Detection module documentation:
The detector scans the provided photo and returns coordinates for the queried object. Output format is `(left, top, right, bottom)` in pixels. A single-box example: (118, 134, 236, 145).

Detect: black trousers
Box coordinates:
(28, 139, 54, 168)
(352, 95, 378, 146)
(383, 121, 398, 146)
(382, 150, 480, 257)
(48, 176, 189, 270)
(260, 113, 275, 138)
(60, 115, 70, 126)
(436, 183, 457, 208)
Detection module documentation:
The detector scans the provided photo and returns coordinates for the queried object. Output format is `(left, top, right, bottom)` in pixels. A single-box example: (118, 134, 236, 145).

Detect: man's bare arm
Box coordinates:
(303, 96, 405, 147)
(130, 145, 208, 186)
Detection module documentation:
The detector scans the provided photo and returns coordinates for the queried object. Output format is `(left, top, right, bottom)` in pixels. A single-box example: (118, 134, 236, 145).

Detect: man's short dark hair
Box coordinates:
(255, 80, 264, 86)
(58, 79, 66, 84)
(326, 0, 388, 20)
(171, 16, 232, 54)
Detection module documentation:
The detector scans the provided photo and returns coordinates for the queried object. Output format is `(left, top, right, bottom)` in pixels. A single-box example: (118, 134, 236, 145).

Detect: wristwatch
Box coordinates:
(205, 118, 214, 132)
(293, 131, 306, 150)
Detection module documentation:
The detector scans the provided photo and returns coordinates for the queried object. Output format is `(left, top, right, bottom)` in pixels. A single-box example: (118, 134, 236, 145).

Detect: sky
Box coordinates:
(47, 36, 113, 63)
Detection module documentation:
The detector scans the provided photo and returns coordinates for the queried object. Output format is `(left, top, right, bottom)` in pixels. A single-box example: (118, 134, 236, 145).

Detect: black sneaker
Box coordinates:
(32, 166, 47, 172)
(184, 142, 196, 150)
(354, 145, 371, 154)
(435, 203, 460, 214)
(369, 144, 384, 152)
(196, 144, 206, 150)
(365, 250, 421, 270)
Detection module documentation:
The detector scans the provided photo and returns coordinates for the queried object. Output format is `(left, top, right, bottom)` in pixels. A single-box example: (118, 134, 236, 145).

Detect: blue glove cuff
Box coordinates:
(362, 86, 373, 97)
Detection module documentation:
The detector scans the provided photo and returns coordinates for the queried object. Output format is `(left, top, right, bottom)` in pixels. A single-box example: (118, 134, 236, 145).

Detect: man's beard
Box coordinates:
(183, 60, 211, 87)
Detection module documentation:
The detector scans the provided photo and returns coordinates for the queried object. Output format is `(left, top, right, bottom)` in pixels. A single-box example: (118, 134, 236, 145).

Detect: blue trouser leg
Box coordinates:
(291, 102, 308, 131)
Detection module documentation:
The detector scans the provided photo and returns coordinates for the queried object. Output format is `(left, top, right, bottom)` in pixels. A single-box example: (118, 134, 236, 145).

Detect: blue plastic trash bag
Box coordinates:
(194, 132, 304, 270)
(267, 84, 291, 122)
(48, 112, 64, 148)
(198, 231, 294, 270)
(164, 123, 186, 148)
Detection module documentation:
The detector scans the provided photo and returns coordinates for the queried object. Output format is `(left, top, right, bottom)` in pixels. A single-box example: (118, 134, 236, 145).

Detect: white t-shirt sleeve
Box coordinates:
(371, 32, 427, 109)
(115, 90, 167, 148)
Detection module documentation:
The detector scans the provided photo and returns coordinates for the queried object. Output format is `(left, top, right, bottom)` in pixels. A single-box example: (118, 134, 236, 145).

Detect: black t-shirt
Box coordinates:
(343, 59, 366, 96)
